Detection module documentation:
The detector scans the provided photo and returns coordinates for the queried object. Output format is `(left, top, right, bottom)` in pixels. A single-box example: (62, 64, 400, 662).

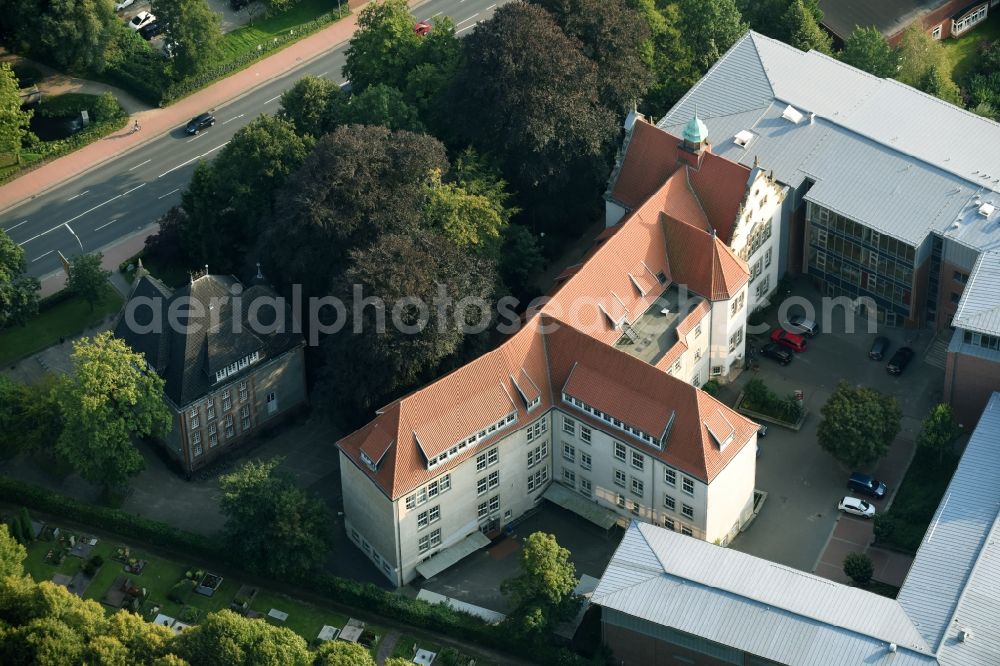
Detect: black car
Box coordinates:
(886, 346, 914, 375)
(848, 472, 887, 499)
(760, 342, 793, 365)
(869, 336, 890, 361)
(185, 112, 215, 135)
(139, 21, 162, 40)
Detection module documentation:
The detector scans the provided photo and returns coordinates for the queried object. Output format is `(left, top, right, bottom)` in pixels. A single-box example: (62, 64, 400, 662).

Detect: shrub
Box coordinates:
(89, 554, 104, 568)
(702, 380, 721, 397)
(742, 379, 802, 423)
(92, 92, 125, 123)
(169, 579, 196, 604)
(18, 507, 33, 542)
(843, 552, 874, 586)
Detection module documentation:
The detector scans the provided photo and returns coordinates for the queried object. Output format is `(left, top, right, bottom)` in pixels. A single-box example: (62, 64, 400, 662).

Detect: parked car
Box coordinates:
(414, 20, 432, 35)
(886, 346, 914, 375)
(115, 0, 136, 11)
(786, 314, 818, 337)
(848, 472, 887, 499)
(759, 342, 793, 365)
(139, 22, 163, 40)
(770, 328, 807, 353)
(838, 496, 876, 519)
(185, 112, 215, 135)
(869, 336, 890, 361)
(128, 11, 156, 30)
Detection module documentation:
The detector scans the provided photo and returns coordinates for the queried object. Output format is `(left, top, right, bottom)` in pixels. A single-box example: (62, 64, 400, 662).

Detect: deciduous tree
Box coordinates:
(0, 228, 40, 328)
(818, 381, 901, 468)
(917, 403, 963, 462)
(843, 552, 874, 586)
(0, 523, 26, 578)
(54, 332, 172, 491)
(919, 64, 962, 104)
(632, 0, 700, 113)
(782, 0, 832, 54)
(313, 641, 376, 666)
(502, 532, 577, 609)
(841, 26, 898, 77)
(153, 0, 224, 78)
(36, 0, 118, 73)
(896, 21, 950, 88)
(66, 252, 111, 312)
(279, 75, 341, 138)
(172, 609, 311, 666)
(219, 458, 334, 577)
(335, 83, 424, 132)
(344, 0, 421, 92)
(0, 63, 34, 166)
(674, 0, 748, 72)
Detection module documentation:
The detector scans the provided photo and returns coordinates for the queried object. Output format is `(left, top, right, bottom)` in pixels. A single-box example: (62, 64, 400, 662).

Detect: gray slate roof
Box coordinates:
(593, 522, 935, 665)
(897, 392, 1000, 665)
(817, 0, 951, 39)
(951, 251, 1000, 336)
(115, 273, 303, 407)
(658, 31, 1000, 248)
(594, 392, 1000, 666)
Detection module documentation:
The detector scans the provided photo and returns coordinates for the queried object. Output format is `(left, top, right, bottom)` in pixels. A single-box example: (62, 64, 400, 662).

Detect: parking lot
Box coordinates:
(725, 280, 945, 577)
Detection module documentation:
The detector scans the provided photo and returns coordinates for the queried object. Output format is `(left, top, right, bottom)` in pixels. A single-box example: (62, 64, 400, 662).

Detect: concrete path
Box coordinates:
(375, 630, 402, 665)
(3, 55, 149, 114)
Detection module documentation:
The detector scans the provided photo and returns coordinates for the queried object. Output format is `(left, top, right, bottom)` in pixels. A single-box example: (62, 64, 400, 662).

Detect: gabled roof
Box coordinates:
(817, 0, 951, 40)
(952, 251, 1000, 336)
(662, 213, 749, 301)
(593, 522, 936, 665)
(658, 31, 1000, 249)
(115, 273, 303, 406)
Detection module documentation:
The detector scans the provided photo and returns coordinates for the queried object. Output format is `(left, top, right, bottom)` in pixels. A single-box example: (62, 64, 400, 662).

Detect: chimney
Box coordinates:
(809, 112, 816, 124)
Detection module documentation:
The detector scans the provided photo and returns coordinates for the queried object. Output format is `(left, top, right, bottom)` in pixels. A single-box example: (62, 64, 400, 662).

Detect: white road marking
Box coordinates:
(456, 13, 479, 26)
(3, 220, 28, 232)
(31, 250, 54, 262)
(64, 223, 84, 250)
(129, 159, 152, 171)
(456, 22, 479, 34)
(318, 71, 329, 77)
(67, 190, 90, 201)
(486, 4, 495, 9)
(95, 220, 115, 231)
(20, 194, 123, 245)
(123, 184, 146, 196)
(432, 11, 442, 16)
(158, 188, 180, 200)
(186, 132, 207, 143)
(222, 113, 245, 125)
(158, 142, 230, 178)
(264, 94, 281, 104)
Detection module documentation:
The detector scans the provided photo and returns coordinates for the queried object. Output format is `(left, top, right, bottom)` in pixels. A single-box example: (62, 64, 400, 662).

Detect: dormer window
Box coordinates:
(214, 351, 262, 384)
(360, 451, 379, 472)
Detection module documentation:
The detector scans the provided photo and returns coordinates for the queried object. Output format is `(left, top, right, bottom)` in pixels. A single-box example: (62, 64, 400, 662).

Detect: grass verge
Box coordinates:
(945, 12, 1000, 84)
(0, 285, 123, 367)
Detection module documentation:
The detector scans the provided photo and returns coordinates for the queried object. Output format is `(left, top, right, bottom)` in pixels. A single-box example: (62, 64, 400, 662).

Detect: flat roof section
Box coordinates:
(614, 286, 705, 365)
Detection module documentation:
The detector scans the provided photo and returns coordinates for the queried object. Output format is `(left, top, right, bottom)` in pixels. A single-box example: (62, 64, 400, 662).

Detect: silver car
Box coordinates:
(787, 314, 818, 337)
(838, 496, 876, 519)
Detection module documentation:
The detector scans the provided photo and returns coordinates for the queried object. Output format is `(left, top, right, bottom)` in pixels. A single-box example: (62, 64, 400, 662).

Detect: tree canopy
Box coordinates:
(279, 75, 342, 138)
(841, 26, 898, 77)
(54, 332, 172, 490)
(674, 0, 748, 72)
(632, 0, 699, 114)
(817, 381, 901, 467)
(782, 0, 832, 54)
(0, 63, 34, 166)
(0, 524, 26, 578)
(0, 228, 40, 328)
(152, 0, 224, 78)
(172, 609, 311, 666)
(344, 0, 422, 92)
(313, 641, 376, 666)
(917, 403, 963, 462)
(66, 252, 111, 311)
(896, 21, 954, 101)
(503, 532, 577, 608)
(219, 457, 334, 577)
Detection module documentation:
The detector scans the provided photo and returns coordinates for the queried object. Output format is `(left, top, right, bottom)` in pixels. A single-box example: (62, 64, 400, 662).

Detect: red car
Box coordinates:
(414, 20, 432, 36)
(770, 328, 807, 352)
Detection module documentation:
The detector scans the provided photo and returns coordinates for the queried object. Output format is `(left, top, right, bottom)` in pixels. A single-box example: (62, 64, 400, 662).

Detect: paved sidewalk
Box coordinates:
(0, 7, 365, 215)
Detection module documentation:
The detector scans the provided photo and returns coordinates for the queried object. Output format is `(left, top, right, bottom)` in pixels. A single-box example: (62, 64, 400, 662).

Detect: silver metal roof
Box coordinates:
(658, 32, 1000, 249)
(897, 392, 1000, 665)
(951, 252, 1000, 336)
(593, 522, 935, 665)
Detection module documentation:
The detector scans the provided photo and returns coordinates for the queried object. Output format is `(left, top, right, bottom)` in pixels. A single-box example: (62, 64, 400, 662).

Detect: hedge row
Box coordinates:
(160, 6, 350, 104)
(0, 476, 595, 665)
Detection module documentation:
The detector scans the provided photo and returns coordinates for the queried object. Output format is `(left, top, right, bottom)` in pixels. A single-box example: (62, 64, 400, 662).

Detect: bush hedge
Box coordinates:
(742, 378, 803, 424)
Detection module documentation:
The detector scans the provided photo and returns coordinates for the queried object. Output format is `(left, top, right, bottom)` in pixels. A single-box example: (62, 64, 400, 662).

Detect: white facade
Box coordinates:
(730, 170, 785, 314)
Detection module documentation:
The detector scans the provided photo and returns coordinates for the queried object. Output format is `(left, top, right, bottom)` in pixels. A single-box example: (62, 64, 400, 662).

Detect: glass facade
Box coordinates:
(806, 202, 916, 323)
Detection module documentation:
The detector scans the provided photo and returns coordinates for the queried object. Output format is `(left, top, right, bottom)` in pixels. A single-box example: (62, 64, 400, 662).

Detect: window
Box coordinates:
(931, 24, 941, 39)
(417, 510, 429, 529)
(663, 517, 675, 531)
(406, 495, 416, 510)
(614, 442, 626, 461)
(429, 505, 440, 524)
(730, 291, 745, 316)
(526, 419, 547, 441)
(563, 443, 576, 462)
(631, 501, 640, 515)
(681, 526, 693, 536)
(427, 480, 440, 499)
(528, 441, 548, 468)
(476, 450, 489, 471)
(580, 452, 592, 470)
(242, 417, 251, 431)
(664, 495, 676, 511)
(617, 494, 626, 508)
(222, 390, 232, 412)
(580, 478, 592, 497)
(664, 468, 676, 486)
(206, 401, 215, 420)
(191, 431, 201, 446)
(764, 248, 772, 268)
(225, 415, 234, 438)
(209, 433, 218, 448)
(580, 425, 591, 443)
(527, 468, 548, 492)
(241, 405, 249, 419)
(416, 487, 427, 505)
(951, 292, 961, 304)
(614, 469, 626, 487)
(631, 477, 644, 497)
(729, 327, 744, 352)
(239, 381, 248, 403)
(954, 271, 968, 284)
(711, 366, 723, 377)
(682, 477, 695, 495)
(192, 441, 202, 459)
(488, 448, 499, 466)
(694, 350, 702, 362)
(418, 535, 430, 553)
(488, 470, 499, 490)
(189, 409, 200, 430)
(430, 528, 442, 548)
(563, 416, 576, 435)
(489, 496, 500, 513)
(694, 324, 702, 337)
(631, 451, 644, 471)
(682, 504, 694, 519)
(563, 469, 575, 485)
(439, 475, 451, 493)
(477, 477, 489, 496)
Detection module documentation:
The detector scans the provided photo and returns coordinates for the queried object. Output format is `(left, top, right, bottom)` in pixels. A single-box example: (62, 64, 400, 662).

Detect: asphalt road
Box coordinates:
(0, 0, 503, 280)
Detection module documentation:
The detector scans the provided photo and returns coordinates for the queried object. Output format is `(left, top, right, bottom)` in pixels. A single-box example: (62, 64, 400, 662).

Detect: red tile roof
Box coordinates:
(662, 213, 749, 301)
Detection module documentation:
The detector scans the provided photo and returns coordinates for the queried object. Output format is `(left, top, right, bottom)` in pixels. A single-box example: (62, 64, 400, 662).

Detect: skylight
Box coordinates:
(733, 130, 754, 147)
(781, 105, 804, 124)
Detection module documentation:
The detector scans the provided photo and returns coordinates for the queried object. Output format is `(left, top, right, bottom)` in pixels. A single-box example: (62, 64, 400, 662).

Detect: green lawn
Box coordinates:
(0, 286, 123, 367)
(20, 528, 378, 652)
(876, 446, 961, 554)
(944, 12, 1000, 84)
(220, 0, 349, 61)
